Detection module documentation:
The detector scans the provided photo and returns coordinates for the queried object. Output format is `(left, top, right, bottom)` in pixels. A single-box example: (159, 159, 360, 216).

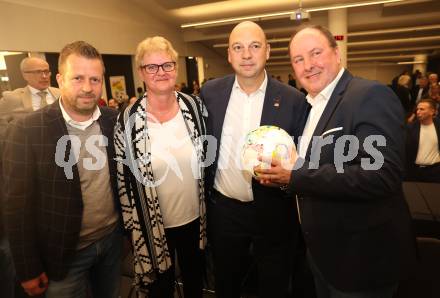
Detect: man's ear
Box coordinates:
(56, 73, 63, 89)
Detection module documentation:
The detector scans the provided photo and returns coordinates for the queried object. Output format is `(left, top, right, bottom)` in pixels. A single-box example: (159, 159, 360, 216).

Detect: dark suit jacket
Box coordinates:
(200, 74, 309, 241)
(291, 70, 416, 291)
(411, 85, 429, 103)
(0, 86, 61, 239)
(405, 118, 440, 174)
(395, 85, 412, 113)
(2, 100, 119, 282)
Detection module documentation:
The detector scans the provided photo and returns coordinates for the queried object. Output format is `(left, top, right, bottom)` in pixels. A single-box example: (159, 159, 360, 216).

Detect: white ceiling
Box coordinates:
(131, 0, 440, 68)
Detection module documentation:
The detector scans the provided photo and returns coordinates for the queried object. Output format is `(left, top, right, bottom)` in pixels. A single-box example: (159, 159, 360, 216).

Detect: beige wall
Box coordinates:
(0, 0, 231, 87)
(267, 63, 412, 88)
(348, 63, 411, 86)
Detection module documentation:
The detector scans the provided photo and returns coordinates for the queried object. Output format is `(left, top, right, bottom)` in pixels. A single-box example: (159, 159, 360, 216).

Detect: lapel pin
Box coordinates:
(273, 98, 280, 108)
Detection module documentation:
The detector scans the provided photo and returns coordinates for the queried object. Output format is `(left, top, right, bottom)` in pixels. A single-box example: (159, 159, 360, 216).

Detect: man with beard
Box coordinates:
(0, 58, 61, 297)
(3, 41, 122, 298)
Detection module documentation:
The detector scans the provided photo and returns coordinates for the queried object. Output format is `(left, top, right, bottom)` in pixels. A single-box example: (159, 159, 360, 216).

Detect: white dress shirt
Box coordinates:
(415, 122, 440, 166)
(28, 85, 56, 111)
(214, 72, 268, 202)
(298, 68, 345, 158)
(59, 98, 101, 130)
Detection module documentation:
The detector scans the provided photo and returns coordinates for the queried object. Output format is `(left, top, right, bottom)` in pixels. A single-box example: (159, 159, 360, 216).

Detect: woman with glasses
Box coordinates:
(114, 36, 207, 298)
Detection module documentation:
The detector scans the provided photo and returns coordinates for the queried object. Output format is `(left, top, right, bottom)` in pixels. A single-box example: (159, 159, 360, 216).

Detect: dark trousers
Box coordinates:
(148, 218, 203, 298)
(307, 252, 397, 298)
(207, 190, 295, 298)
(410, 163, 440, 183)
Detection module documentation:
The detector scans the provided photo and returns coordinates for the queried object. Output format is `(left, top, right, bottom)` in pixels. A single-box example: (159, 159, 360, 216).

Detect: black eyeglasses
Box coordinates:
(140, 62, 176, 74)
(23, 69, 51, 76)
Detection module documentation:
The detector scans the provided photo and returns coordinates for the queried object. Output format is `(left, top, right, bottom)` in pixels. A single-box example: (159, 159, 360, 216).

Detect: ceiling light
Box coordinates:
(397, 61, 425, 64)
(181, 0, 404, 28)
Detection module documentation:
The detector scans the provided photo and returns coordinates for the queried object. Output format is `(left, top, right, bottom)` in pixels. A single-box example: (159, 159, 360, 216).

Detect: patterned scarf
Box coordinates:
(114, 91, 207, 289)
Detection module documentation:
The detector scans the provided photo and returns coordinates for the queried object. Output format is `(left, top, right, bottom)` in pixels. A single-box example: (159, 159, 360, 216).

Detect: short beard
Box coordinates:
(73, 104, 97, 115)
(61, 95, 98, 117)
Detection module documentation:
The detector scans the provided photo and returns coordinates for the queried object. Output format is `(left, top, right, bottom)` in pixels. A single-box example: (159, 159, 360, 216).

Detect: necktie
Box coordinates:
(37, 91, 48, 109)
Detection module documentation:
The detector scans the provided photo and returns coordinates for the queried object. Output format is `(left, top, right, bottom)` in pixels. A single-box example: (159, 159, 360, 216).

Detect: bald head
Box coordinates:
(229, 21, 267, 45)
(20, 57, 49, 73)
(20, 57, 51, 91)
(227, 21, 270, 85)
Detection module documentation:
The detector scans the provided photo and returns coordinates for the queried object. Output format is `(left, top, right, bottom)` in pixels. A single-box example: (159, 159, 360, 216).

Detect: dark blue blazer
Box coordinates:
(291, 70, 416, 291)
(200, 74, 309, 240)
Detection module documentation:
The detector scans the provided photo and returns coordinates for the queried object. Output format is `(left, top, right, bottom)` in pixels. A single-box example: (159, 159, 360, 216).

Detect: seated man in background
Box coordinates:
(406, 98, 440, 182)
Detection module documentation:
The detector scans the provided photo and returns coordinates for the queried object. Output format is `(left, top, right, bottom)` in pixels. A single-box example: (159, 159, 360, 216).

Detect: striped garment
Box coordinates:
(114, 91, 207, 289)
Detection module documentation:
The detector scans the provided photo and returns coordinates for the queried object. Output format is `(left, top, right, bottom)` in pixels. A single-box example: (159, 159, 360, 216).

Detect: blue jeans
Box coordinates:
(0, 236, 15, 298)
(45, 226, 123, 298)
(308, 252, 397, 298)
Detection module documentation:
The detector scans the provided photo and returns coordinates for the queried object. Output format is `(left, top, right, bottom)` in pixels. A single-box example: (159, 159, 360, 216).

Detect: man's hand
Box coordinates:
(254, 153, 296, 186)
(21, 272, 48, 296)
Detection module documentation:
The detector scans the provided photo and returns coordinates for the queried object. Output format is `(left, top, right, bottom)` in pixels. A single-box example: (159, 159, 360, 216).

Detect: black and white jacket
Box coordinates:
(114, 91, 207, 288)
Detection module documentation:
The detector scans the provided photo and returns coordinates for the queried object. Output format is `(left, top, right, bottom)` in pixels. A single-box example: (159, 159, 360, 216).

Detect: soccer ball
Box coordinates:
(241, 125, 295, 177)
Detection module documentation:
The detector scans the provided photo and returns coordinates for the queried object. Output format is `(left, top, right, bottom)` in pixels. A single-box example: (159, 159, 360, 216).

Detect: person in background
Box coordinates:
(428, 72, 438, 86)
(0, 57, 60, 113)
(406, 98, 440, 182)
(108, 98, 120, 109)
(395, 74, 412, 115)
(391, 70, 409, 92)
(411, 69, 421, 88)
(200, 21, 309, 298)
(98, 98, 107, 106)
(180, 82, 191, 94)
(3, 41, 122, 298)
(192, 80, 200, 95)
(429, 83, 440, 103)
(256, 24, 415, 298)
(288, 73, 297, 88)
(412, 75, 429, 104)
(114, 36, 207, 298)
